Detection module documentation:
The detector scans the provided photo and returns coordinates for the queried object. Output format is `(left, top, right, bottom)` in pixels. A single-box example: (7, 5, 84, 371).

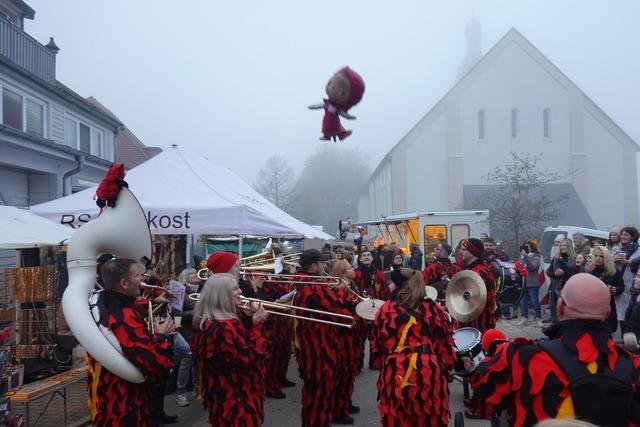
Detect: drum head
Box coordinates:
(355, 298, 386, 321)
(425, 286, 438, 301)
(453, 327, 481, 352)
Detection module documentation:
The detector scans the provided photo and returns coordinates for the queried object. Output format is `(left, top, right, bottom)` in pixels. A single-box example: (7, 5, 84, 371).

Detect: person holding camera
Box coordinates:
(516, 241, 544, 327)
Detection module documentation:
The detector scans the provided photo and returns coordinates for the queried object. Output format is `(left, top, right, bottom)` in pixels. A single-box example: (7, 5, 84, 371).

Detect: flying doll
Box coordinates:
(308, 66, 365, 142)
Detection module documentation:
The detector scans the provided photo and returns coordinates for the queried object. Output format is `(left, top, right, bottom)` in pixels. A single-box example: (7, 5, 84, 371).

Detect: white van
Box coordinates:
(539, 225, 609, 264)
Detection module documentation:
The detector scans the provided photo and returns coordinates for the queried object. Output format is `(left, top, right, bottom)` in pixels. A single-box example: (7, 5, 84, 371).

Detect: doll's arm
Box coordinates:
(339, 110, 356, 120)
(308, 103, 324, 110)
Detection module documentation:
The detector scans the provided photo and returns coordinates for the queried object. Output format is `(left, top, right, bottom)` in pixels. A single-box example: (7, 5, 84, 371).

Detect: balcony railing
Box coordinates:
(0, 14, 55, 84)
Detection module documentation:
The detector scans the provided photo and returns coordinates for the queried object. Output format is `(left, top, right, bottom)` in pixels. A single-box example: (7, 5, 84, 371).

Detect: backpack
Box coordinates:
(539, 339, 637, 427)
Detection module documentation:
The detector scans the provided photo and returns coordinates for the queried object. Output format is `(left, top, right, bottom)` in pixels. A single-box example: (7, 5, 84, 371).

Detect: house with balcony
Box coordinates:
(0, 0, 121, 208)
(0, 0, 122, 272)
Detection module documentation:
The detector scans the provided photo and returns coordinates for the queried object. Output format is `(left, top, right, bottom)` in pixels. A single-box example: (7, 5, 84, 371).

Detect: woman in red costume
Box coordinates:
(191, 273, 268, 427)
(354, 249, 389, 369)
(331, 260, 363, 417)
(372, 267, 455, 427)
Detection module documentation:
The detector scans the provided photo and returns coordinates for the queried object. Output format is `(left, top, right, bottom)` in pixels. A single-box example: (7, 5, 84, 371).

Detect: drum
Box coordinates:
(495, 261, 524, 305)
(452, 327, 484, 376)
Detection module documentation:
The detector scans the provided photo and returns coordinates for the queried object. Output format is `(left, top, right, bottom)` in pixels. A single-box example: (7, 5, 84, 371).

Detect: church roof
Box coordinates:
(371, 27, 639, 178)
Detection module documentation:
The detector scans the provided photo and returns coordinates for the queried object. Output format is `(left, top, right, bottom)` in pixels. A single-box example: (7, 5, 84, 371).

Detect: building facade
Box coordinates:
(0, 0, 122, 272)
(362, 28, 638, 232)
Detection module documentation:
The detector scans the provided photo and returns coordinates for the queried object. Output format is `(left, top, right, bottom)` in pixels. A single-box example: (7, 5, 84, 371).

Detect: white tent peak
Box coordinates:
(31, 145, 333, 240)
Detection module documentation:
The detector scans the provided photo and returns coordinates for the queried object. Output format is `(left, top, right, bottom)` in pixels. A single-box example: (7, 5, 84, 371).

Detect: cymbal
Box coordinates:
(355, 298, 386, 321)
(445, 270, 487, 323)
(425, 286, 438, 301)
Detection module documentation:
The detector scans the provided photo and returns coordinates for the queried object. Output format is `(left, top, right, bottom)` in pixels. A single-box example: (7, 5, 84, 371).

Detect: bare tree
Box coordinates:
(468, 152, 568, 254)
(290, 146, 369, 235)
(253, 155, 296, 210)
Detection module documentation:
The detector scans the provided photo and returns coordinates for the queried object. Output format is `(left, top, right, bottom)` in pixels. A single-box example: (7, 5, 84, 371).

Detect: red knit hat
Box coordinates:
(481, 328, 507, 354)
(462, 238, 484, 259)
(205, 252, 239, 274)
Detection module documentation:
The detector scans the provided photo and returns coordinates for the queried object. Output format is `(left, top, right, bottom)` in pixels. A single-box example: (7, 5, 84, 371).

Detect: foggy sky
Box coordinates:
(25, 1, 640, 184)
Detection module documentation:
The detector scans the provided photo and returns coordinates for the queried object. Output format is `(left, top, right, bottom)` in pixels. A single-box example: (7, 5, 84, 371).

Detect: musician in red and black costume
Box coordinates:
(293, 249, 355, 426)
(191, 273, 269, 427)
(87, 258, 176, 427)
(354, 249, 389, 369)
(468, 273, 640, 426)
(260, 264, 297, 399)
(331, 260, 363, 418)
(458, 238, 497, 333)
(422, 242, 460, 286)
(372, 267, 455, 427)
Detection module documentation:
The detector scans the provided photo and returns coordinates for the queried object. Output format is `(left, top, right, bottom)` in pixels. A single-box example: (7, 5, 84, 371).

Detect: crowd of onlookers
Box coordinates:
(317, 227, 640, 343)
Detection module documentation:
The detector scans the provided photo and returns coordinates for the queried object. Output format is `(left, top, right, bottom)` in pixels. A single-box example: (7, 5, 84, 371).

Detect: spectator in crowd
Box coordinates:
(585, 246, 625, 332)
(616, 226, 640, 333)
(391, 252, 404, 270)
(383, 243, 398, 271)
(550, 234, 566, 260)
(408, 243, 423, 270)
(174, 268, 200, 407)
(573, 253, 587, 274)
(517, 241, 543, 327)
(494, 241, 510, 262)
(479, 233, 489, 243)
(572, 233, 592, 256)
(624, 269, 640, 345)
(607, 227, 623, 258)
(546, 238, 575, 324)
(322, 243, 334, 258)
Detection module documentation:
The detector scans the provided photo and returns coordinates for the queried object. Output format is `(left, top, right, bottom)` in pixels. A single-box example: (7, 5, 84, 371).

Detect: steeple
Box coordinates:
(457, 12, 482, 80)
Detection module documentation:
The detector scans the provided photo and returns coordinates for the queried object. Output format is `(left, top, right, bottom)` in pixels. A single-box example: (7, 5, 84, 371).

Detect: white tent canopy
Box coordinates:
(0, 206, 73, 249)
(31, 145, 333, 240)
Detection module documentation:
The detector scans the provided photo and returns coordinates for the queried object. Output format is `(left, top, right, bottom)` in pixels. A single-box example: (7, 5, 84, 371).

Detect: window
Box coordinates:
(424, 225, 447, 258)
(64, 118, 77, 147)
(91, 129, 102, 157)
(2, 87, 45, 136)
(2, 88, 22, 130)
(79, 123, 91, 153)
(511, 108, 519, 139)
(543, 108, 551, 139)
(64, 116, 104, 157)
(450, 224, 470, 249)
(478, 109, 486, 140)
(25, 99, 43, 137)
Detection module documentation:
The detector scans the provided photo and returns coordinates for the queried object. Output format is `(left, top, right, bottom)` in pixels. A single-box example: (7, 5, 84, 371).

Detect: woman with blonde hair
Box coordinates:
(191, 274, 268, 426)
(372, 268, 455, 426)
(585, 245, 624, 332)
(329, 259, 362, 420)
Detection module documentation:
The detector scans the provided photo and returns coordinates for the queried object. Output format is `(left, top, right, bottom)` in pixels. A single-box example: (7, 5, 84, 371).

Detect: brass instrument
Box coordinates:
(147, 301, 155, 334)
(187, 294, 354, 328)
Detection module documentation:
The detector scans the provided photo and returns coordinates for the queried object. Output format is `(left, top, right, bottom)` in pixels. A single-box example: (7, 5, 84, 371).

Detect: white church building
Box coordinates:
(360, 27, 639, 232)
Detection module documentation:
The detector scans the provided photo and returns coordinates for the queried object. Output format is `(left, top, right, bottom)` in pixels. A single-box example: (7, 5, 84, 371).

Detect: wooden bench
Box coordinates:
(10, 366, 87, 426)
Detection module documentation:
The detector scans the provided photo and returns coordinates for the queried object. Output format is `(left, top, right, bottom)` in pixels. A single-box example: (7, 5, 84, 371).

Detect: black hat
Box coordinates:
(299, 249, 332, 267)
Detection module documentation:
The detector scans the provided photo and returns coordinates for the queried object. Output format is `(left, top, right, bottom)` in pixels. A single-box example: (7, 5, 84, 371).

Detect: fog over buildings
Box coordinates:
(23, 1, 640, 187)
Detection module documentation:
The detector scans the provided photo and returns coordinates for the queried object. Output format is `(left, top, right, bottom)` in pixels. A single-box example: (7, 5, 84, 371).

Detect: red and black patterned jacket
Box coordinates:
(87, 290, 174, 427)
(373, 299, 455, 427)
(470, 320, 640, 426)
(192, 318, 268, 427)
(422, 257, 460, 286)
(293, 272, 351, 427)
(459, 259, 496, 333)
(354, 266, 389, 300)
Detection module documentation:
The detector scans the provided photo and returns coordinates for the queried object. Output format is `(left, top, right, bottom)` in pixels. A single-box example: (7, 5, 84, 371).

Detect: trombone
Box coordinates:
(187, 294, 354, 328)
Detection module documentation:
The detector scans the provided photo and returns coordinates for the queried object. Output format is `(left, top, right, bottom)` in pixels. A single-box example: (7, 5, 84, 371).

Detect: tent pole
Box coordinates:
(238, 234, 244, 258)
